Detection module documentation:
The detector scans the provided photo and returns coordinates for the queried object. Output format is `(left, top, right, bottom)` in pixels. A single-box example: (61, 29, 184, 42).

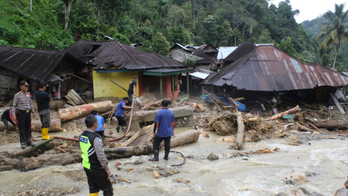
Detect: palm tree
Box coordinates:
(317, 4, 348, 69)
(311, 42, 335, 67)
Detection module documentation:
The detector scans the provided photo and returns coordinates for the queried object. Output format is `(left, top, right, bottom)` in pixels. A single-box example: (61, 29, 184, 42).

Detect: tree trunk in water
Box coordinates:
(235, 111, 245, 150)
(105, 129, 200, 158)
(64, 0, 73, 32)
(310, 120, 348, 130)
(266, 105, 300, 120)
(0, 119, 62, 132)
(58, 101, 113, 122)
(10, 138, 54, 158)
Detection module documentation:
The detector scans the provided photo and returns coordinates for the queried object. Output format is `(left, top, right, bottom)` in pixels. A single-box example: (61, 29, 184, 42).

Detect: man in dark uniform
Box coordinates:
(127, 76, 137, 106)
(149, 100, 175, 161)
(35, 81, 52, 140)
(12, 81, 36, 149)
(1, 109, 18, 136)
(80, 115, 113, 196)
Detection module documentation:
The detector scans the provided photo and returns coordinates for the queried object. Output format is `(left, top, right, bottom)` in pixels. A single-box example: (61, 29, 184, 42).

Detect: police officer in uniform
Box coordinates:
(80, 115, 113, 196)
(12, 81, 36, 149)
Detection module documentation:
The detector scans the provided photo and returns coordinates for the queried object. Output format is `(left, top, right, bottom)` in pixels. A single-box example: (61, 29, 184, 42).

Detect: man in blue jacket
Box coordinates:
(115, 97, 132, 133)
(91, 110, 105, 139)
(149, 100, 175, 161)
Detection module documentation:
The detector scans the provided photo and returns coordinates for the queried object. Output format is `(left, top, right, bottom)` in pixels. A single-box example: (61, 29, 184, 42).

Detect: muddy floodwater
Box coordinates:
(1, 130, 348, 196)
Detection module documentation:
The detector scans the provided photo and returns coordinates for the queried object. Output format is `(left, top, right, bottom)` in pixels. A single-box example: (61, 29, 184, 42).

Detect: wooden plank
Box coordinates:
(330, 93, 345, 114)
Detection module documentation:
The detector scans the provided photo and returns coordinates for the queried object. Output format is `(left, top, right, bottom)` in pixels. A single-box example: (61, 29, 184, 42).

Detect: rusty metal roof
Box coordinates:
(0, 46, 65, 81)
(65, 40, 186, 70)
(204, 45, 348, 91)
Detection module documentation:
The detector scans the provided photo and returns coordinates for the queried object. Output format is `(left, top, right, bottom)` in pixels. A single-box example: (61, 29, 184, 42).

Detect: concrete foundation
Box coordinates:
(128, 106, 194, 132)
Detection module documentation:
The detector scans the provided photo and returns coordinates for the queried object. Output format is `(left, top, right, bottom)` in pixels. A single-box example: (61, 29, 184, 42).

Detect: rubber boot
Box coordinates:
(116, 126, 120, 133)
(90, 193, 99, 196)
(164, 150, 170, 160)
(122, 127, 126, 133)
(42, 128, 51, 140)
(149, 150, 159, 161)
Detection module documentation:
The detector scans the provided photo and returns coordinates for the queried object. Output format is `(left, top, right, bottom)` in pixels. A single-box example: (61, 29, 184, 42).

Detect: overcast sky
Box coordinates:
(270, 0, 347, 23)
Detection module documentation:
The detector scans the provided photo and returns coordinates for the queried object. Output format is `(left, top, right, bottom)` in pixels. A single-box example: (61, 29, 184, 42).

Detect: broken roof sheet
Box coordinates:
(170, 43, 191, 52)
(217, 46, 238, 60)
(65, 40, 186, 70)
(224, 42, 256, 62)
(204, 45, 348, 91)
(193, 48, 215, 65)
(0, 46, 65, 81)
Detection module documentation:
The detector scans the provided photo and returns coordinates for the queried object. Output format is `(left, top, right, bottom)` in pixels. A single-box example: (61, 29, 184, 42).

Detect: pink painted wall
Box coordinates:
(163, 75, 180, 100)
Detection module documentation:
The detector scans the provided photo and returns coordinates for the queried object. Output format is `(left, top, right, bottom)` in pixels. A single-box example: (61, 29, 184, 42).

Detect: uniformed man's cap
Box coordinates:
(39, 81, 48, 88)
(19, 81, 29, 87)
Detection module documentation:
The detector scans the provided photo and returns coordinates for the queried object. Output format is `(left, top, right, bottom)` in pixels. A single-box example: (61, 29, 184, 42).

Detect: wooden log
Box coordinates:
(119, 177, 131, 184)
(234, 97, 245, 101)
(120, 131, 142, 147)
(310, 120, 348, 130)
(153, 171, 160, 179)
(295, 122, 312, 132)
(32, 99, 67, 111)
(266, 105, 300, 121)
(330, 93, 345, 114)
(0, 119, 62, 132)
(105, 129, 200, 158)
(197, 103, 203, 109)
(308, 123, 321, 132)
(11, 138, 54, 157)
(58, 101, 113, 122)
(235, 111, 245, 150)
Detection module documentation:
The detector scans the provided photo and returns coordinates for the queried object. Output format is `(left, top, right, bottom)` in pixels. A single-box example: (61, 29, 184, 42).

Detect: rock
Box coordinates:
(275, 130, 288, 138)
(286, 135, 299, 145)
(282, 172, 307, 185)
(334, 189, 348, 196)
(305, 171, 319, 177)
(312, 131, 320, 135)
(217, 135, 236, 143)
(285, 188, 306, 196)
(229, 144, 239, 150)
(207, 153, 219, 161)
(275, 193, 287, 196)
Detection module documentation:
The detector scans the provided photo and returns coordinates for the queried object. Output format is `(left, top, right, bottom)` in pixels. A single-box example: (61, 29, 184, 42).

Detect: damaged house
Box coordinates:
(204, 44, 348, 111)
(0, 46, 92, 104)
(65, 40, 193, 102)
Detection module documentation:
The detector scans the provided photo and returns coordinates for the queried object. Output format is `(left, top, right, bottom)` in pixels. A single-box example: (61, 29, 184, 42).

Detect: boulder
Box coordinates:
(335, 189, 348, 196)
(282, 172, 306, 185)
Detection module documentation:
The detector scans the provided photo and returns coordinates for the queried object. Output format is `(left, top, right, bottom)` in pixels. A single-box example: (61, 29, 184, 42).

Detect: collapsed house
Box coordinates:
(0, 46, 92, 102)
(204, 44, 348, 111)
(65, 40, 193, 102)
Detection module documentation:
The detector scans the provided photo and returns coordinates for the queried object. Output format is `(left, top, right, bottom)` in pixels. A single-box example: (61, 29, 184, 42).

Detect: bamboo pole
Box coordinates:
(11, 138, 54, 157)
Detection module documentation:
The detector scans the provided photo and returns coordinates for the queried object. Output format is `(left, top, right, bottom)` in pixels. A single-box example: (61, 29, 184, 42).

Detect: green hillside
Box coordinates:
(302, 13, 348, 70)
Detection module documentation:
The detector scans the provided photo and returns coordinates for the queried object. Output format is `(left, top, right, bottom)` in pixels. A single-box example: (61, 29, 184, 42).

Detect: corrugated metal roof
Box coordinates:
(217, 46, 238, 60)
(190, 72, 209, 79)
(204, 45, 348, 91)
(65, 40, 186, 70)
(0, 46, 65, 81)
